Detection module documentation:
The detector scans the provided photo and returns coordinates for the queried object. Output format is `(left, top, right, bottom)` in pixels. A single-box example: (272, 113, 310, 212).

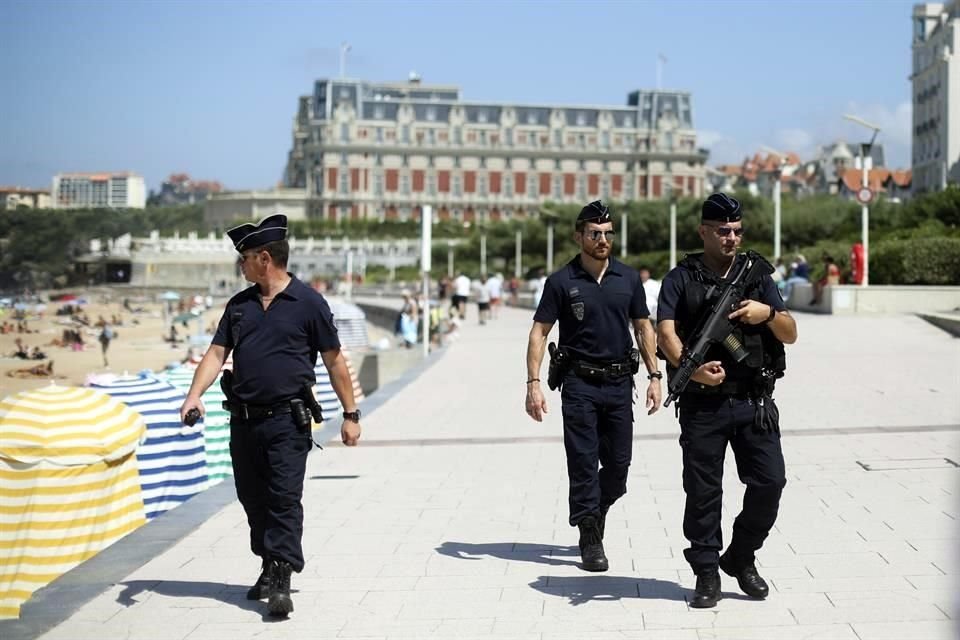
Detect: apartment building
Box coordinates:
(52, 172, 146, 209)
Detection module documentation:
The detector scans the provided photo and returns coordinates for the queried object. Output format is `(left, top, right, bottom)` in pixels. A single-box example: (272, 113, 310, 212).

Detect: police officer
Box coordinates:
(525, 201, 661, 572)
(657, 193, 797, 608)
(180, 214, 362, 617)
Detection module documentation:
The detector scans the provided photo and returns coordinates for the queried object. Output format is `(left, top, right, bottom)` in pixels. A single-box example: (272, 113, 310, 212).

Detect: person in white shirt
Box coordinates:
(532, 268, 548, 309)
(485, 273, 503, 319)
(474, 277, 492, 325)
(452, 272, 471, 320)
(639, 266, 661, 325)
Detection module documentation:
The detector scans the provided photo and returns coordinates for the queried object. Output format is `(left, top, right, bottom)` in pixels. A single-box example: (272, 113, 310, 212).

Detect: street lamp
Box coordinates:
(620, 209, 628, 259)
(514, 229, 522, 279)
(760, 144, 788, 262)
(843, 114, 882, 286)
(479, 224, 487, 277)
(540, 209, 558, 273)
(664, 181, 677, 269)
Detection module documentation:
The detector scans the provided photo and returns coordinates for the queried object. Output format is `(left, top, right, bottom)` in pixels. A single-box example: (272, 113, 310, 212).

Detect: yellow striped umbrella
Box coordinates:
(0, 385, 147, 619)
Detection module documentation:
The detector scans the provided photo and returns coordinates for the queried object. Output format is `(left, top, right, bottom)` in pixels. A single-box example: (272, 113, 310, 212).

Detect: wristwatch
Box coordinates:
(342, 409, 361, 422)
(647, 371, 663, 380)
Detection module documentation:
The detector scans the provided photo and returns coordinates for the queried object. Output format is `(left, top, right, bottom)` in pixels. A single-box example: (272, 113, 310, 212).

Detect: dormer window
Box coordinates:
(477, 109, 488, 123)
(527, 112, 538, 125)
(576, 112, 587, 126)
(426, 107, 437, 122)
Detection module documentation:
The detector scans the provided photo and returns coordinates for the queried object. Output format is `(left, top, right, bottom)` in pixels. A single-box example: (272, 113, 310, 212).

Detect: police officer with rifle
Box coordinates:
(657, 193, 797, 608)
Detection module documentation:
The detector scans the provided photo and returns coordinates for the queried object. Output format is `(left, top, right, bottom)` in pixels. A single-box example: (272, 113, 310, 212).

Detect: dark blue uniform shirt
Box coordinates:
(534, 256, 649, 363)
(212, 275, 340, 404)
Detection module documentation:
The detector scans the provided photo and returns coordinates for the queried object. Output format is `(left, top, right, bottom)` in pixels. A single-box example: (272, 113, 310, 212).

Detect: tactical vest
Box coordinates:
(672, 252, 786, 384)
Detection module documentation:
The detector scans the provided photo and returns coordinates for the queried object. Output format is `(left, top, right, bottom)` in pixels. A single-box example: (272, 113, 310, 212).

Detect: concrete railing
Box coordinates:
(785, 283, 960, 315)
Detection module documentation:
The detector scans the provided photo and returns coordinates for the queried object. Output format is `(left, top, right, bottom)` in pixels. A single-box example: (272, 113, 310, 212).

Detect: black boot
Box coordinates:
(719, 551, 769, 599)
(267, 560, 294, 617)
(246, 559, 273, 600)
(577, 516, 609, 572)
(598, 505, 610, 540)
(690, 568, 722, 608)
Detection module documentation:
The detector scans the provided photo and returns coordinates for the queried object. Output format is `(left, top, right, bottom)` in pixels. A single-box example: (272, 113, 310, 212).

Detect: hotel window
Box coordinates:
(552, 175, 562, 199)
(401, 173, 410, 194)
(427, 129, 435, 145)
(453, 127, 462, 144)
(479, 130, 488, 145)
(477, 109, 488, 124)
(528, 174, 537, 198)
(553, 130, 562, 147)
(340, 123, 349, 142)
(577, 175, 586, 198)
(339, 171, 349, 193)
(401, 125, 410, 144)
(600, 131, 610, 149)
(373, 172, 383, 196)
(478, 175, 487, 196)
(453, 175, 462, 196)
(427, 173, 436, 195)
(504, 174, 513, 196)
(505, 128, 513, 146)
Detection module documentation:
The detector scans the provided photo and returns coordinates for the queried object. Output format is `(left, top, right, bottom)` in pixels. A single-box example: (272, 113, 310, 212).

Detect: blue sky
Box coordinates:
(1, 0, 916, 191)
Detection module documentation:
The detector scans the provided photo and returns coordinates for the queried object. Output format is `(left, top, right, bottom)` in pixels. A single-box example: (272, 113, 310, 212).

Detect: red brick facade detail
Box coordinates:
(412, 170, 425, 193)
(652, 175, 662, 197)
(385, 205, 398, 220)
(464, 171, 476, 193)
(350, 168, 360, 192)
(564, 174, 575, 195)
(438, 170, 450, 193)
(539, 173, 550, 195)
(386, 169, 398, 192)
(489, 171, 501, 194)
(327, 168, 337, 191)
(612, 175, 623, 194)
(588, 174, 599, 196)
(687, 176, 696, 194)
(514, 172, 526, 194)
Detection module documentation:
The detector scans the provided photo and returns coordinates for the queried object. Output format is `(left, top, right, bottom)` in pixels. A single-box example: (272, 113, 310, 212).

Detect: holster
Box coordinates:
(547, 342, 569, 391)
(629, 348, 640, 375)
(302, 383, 323, 424)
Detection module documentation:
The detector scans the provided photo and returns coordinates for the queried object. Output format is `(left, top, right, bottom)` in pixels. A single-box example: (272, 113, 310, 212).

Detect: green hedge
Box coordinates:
(870, 237, 960, 285)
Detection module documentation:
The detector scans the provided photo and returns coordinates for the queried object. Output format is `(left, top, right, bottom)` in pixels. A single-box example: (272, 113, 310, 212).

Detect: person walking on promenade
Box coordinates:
(179, 214, 362, 618)
(657, 193, 797, 608)
(525, 200, 661, 572)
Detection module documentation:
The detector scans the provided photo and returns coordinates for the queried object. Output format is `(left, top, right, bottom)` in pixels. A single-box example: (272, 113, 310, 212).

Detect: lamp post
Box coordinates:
(843, 114, 882, 287)
(447, 240, 455, 278)
(541, 210, 558, 273)
(760, 144, 789, 262)
(420, 205, 433, 357)
(479, 225, 487, 277)
(664, 181, 677, 269)
(620, 209, 628, 259)
(515, 229, 522, 279)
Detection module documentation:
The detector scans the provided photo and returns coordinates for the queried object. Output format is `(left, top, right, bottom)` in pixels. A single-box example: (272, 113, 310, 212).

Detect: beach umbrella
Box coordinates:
(0, 385, 146, 619)
(313, 351, 365, 424)
(328, 299, 370, 349)
(87, 374, 208, 520)
(159, 366, 232, 483)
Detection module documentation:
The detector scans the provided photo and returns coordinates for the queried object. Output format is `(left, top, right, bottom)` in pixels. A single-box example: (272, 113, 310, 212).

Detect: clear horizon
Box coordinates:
(1, 0, 916, 192)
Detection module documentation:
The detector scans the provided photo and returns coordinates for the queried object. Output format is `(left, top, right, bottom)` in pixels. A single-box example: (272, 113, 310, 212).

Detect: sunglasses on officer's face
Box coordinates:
(583, 229, 616, 242)
(704, 224, 744, 238)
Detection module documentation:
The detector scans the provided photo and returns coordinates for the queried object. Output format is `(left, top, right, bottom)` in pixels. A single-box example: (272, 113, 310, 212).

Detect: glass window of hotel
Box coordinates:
(477, 109, 488, 124)
(553, 175, 562, 199)
(314, 174, 323, 195)
(340, 123, 349, 142)
(376, 127, 384, 143)
(601, 177, 610, 200)
(553, 130, 562, 147)
(625, 176, 634, 199)
(453, 127, 462, 144)
(374, 172, 384, 195)
(505, 128, 513, 146)
(528, 175, 537, 198)
(504, 174, 513, 196)
(478, 175, 487, 196)
(427, 129, 436, 145)
(600, 131, 610, 149)
(339, 171, 349, 193)
(577, 175, 586, 198)
(578, 133, 586, 149)
(479, 130, 488, 145)
(401, 173, 410, 194)
(428, 174, 436, 195)
(453, 175, 462, 196)
(401, 125, 410, 143)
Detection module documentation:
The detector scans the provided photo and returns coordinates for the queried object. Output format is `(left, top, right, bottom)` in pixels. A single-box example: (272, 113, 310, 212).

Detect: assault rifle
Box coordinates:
(663, 251, 774, 407)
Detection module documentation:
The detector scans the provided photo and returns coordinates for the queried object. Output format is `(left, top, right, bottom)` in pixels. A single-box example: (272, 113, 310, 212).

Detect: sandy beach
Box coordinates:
(0, 293, 213, 398)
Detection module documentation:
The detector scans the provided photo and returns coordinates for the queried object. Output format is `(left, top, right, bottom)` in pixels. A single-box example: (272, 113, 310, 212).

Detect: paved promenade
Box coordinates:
(5, 305, 959, 639)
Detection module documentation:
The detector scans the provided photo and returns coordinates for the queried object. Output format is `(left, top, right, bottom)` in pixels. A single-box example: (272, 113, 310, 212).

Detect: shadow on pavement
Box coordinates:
(435, 541, 580, 567)
(528, 575, 687, 605)
(117, 580, 289, 622)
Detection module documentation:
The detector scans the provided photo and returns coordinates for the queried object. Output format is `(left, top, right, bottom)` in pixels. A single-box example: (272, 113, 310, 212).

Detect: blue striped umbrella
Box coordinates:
(87, 374, 208, 520)
(313, 351, 365, 423)
(328, 300, 369, 350)
(157, 367, 233, 484)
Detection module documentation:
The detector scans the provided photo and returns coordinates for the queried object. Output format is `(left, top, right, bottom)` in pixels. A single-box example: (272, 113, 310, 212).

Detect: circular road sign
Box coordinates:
(855, 187, 874, 205)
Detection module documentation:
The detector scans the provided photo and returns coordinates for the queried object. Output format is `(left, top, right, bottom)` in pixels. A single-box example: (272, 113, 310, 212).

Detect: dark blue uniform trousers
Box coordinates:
(678, 394, 786, 574)
(561, 373, 634, 526)
(230, 413, 311, 572)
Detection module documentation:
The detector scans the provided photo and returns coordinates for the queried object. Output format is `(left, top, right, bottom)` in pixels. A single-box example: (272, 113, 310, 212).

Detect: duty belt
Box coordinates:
(223, 399, 294, 420)
(684, 379, 757, 396)
(570, 358, 632, 380)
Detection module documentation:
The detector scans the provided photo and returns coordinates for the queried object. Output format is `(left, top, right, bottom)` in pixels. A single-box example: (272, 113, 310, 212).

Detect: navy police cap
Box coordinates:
(227, 214, 288, 252)
(701, 193, 742, 222)
(577, 200, 612, 224)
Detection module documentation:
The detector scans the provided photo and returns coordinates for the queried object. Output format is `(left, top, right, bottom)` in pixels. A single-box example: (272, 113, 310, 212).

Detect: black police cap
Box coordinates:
(227, 214, 288, 252)
(577, 200, 612, 224)
(701, 193, 742, 222)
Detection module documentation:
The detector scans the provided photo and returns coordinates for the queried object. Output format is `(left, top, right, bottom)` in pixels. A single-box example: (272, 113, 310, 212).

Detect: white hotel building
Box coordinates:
(52, 172, 146, 209)
(284, 76, 709, 222)
(912, 1, 959, 192)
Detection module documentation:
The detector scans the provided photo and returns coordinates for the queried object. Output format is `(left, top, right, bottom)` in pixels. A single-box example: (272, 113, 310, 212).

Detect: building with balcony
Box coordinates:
(0, 186, 51, 210)
(52, 172, 146, 209)
(284, 76, 709, 223)
(912, 1, 959, 192)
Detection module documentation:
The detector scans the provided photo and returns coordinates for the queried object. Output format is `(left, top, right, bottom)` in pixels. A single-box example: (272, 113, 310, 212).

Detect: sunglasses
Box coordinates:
(706, 225, 744, 237)
(584, 229, 616, 242)
(237, 252, 259, 264)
